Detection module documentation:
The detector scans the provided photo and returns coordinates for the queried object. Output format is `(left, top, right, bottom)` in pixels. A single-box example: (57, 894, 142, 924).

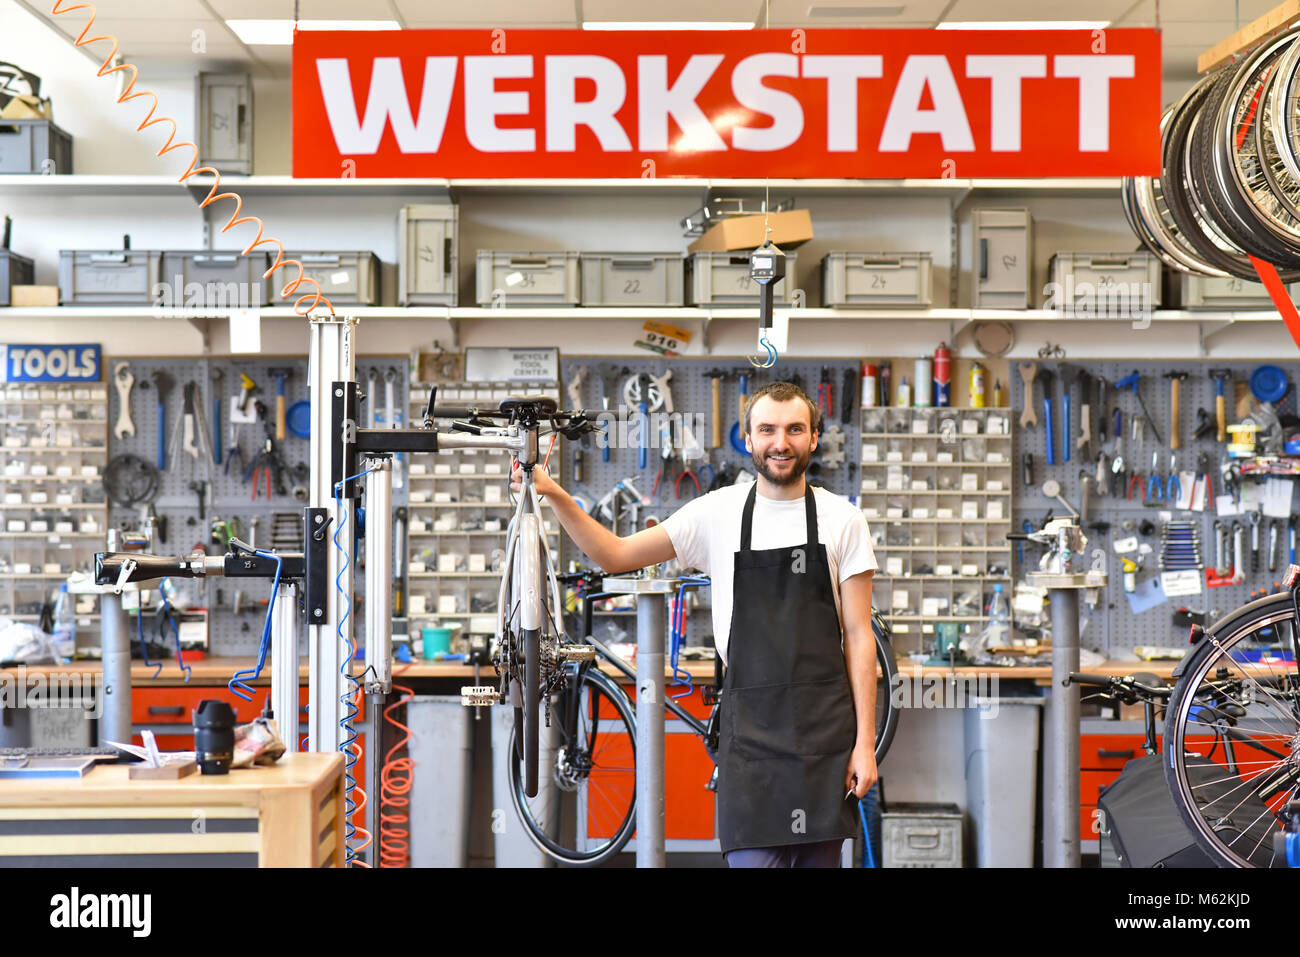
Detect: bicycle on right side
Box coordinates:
(1161, 562, 1300, 867)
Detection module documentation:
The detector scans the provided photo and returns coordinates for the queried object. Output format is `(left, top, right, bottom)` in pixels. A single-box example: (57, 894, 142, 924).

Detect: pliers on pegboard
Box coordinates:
(816, 366, 833, 423)
(1145, 450, 1164, 506)
(1166, 453, 1182, 507)
(674, 465, 701, 499)
(1127, 471, 1145, 501)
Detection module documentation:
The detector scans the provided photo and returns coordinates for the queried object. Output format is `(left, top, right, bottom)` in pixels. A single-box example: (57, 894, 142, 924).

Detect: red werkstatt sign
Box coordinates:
(291, 28, 1160, 179)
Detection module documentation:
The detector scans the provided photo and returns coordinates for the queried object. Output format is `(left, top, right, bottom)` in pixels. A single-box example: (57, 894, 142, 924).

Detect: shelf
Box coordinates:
(0, 174, 1123, 197)
(0, 504, 105, 510)
(406, 502, 521, 509)
(409, 572, 508, 579)
(0, 476, 102, 483)
(0, 532, 102, 539)
(875, 574, 1011, 580)
(408, 612, 489, 620)
(867, 518, 1011, 524)
(2, 419, 107, 425)
(0, 573, 78, 580)
(859, 490, 1009, 496)
(860, 433, 1011, 439)
(868, 546, 1006, 552)
(886, 615, 990, 622)
(409, 472, 526, 480)
(1, 447, 107, 454)
(9, 613, 100, 622)
(860, 462, 1009, 468)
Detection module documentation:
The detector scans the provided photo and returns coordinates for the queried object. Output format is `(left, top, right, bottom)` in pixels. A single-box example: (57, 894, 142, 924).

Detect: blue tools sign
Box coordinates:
(0, 345, 101, 382)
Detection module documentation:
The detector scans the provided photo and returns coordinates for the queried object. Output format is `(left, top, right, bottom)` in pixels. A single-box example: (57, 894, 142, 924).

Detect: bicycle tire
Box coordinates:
(1163, 591, 1297, 868)
(873, 616, 899, 764)
(516, 513, 544, 798)
(508, 666, 637, 866)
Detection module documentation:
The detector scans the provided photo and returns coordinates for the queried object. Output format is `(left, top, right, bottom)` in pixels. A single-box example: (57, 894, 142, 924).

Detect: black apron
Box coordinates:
(716, 484, 859, 854)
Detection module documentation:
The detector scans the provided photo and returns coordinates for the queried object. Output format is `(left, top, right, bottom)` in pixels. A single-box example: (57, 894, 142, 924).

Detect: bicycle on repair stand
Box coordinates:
(505, 568, 900, 866)
(421, 392, 603, 799)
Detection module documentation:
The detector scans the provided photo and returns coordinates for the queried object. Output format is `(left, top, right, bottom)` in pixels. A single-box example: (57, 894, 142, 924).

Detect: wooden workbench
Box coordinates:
(0, 752, 344, 867)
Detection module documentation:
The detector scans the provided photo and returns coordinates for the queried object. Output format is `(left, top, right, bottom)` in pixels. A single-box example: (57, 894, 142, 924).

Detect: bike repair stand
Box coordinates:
(602, 576, 685, 868)
(1027, 559, 1106, 869)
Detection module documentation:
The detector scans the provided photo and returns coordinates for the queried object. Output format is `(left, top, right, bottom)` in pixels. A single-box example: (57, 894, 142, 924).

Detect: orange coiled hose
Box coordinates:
(346, 684, 372, 867)
(379, 675, 416, 868)
(50, 1, 336, 317)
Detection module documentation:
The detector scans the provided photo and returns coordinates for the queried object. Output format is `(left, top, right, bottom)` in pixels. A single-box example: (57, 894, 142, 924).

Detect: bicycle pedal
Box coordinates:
(558, 643, 596, 663)
(460, 686, 501, 706)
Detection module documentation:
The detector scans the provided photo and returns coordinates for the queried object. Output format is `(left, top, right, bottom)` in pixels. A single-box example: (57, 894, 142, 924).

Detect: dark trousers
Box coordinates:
(725, 839, 844, 868)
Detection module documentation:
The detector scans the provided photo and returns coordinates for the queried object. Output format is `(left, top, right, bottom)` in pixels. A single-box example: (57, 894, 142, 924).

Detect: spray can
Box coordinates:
(993, 379, 1005, 407)
(933, 342, 951, 407)
(880, 362, 892, 408)
(862, 363, 879, 407)
(897, 376, 912, 407)
(970, 362, 986, 408)
(913, 356, 932, 407)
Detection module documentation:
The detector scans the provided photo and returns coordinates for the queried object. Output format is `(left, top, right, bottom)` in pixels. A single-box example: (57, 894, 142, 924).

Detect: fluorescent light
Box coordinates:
(227, 19, 401, 46)
(582, 21, 755, 30)
(936, 20, 1110, 30)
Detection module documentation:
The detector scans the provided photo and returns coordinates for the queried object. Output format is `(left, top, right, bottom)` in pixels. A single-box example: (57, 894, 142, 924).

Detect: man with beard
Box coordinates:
(512, 380, 877, 867)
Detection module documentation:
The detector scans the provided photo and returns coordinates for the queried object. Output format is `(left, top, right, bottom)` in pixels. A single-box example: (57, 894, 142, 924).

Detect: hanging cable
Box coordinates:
(227, 550, 283, 701)
(379, 663, 416, 867)
(157, 579, 190, 682)
(49, 1, 336, 317)
(136, 597, 161, 680)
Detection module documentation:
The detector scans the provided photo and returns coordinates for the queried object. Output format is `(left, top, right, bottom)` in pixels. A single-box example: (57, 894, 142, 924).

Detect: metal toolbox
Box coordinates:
(0, 250, 35, 307)
(687, 250, 799, 305)
(1047, 252, 1161, 310)
(821, 251, 932, 307)
(196, 72, 252, 174)
(1179, 273, 1279, 309)
(881, 803, 963, 868)
(973, 208, 1032, 309)
(282, 251, 381, 306)
(398, 204, 458, 306)
(58, 248, 163, 305)
(475, 251, 580, 306)
(579, 252, 684, 306)
(0, 119, 73, 174)
(160, 250, 270, 308)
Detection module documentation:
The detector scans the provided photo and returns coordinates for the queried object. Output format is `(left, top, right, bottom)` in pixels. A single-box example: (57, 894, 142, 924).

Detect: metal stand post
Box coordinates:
(306, 316, 357, 755)
(98, 592, 132, 747)
(272, 581, 299, 752)
(603, 577, 678, 868)
(1027, 569, 1103, 869)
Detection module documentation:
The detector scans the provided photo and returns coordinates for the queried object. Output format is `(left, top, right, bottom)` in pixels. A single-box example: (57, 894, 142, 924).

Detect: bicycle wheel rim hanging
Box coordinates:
(1163, 593, 1299, 868)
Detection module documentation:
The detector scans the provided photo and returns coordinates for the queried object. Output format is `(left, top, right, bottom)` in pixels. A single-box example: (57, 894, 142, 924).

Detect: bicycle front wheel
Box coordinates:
(1164, 592, 1299, 867)
(509, 667, 637, 866)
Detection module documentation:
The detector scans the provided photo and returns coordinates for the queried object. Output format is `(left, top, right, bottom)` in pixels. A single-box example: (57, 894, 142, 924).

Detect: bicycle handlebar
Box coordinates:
(1066, 671, 1171, 700)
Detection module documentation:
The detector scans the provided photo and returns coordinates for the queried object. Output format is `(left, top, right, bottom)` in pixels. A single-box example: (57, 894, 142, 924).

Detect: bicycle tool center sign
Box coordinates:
(0, 345, 101, 383)
(292, 28, 1161, 179)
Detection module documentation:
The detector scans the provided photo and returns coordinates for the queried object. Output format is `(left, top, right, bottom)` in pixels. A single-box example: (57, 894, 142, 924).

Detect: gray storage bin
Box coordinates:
(160, 250, 269, 308)
(821, 252, 932, 307)
(1180, 273, 1279, 309)
(973, 208, 1032, 309)
(491, 703, 556, 867)
(282, 251, 380, 306)
(196, 72, 252, 174)
(476, 251, 580, 306)
(881, 803, 963, 868)
(0, 250, 35, 307)
(963, 696, 1043, 867)
(0, 119, 73, 174)
(408, 695, 473, 867)
(1047, 251, 1161, 309)
(688, 250, 799, 305)
(58, 248, 163, 305)
(398, 204, 458, 306)
(580, 252, 684, 306)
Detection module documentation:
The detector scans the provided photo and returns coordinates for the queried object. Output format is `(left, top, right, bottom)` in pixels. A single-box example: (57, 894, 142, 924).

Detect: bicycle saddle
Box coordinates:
(498, 395, 558, 416)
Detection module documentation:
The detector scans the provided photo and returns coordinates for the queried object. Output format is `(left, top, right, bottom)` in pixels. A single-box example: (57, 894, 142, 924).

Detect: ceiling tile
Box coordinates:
(944, 0, 1135, 21)
(204, 0, 295, 17)
(767, 0, 953, 24)
(395, 0, 578, 24)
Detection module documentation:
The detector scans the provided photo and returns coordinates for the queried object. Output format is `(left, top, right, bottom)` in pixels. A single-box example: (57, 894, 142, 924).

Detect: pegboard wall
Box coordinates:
(1011, 359, 1300, 652)
(561, 356, 862, 650)
(107, 356, 411, 657)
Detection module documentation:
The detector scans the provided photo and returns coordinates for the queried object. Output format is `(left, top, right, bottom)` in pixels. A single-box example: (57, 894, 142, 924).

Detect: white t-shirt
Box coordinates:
(660, 483, 877, 665)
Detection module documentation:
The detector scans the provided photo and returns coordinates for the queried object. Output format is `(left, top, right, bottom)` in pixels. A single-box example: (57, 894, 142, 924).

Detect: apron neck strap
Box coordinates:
(739, 484, 820, 551)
